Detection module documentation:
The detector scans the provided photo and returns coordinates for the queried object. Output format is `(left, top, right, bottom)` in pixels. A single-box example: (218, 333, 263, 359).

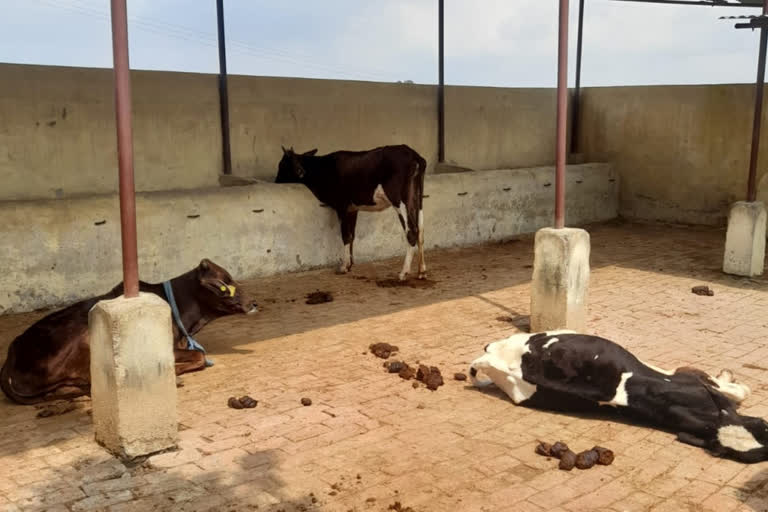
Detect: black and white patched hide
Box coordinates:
(469, 331, 768, 463)
(275, 144, 427, 281)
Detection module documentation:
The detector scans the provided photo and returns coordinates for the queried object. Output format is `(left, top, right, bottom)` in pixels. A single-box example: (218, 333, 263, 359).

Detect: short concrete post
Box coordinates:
(530, 227, 590, 332)
(723, 201, 766, 277)
(89, 293, 178, 460)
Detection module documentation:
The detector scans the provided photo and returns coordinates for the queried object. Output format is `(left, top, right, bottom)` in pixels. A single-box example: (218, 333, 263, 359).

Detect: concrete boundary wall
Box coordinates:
(0, 63, 559, 202)
(0, 163, 617, 314)
(579, 84, 768, 226)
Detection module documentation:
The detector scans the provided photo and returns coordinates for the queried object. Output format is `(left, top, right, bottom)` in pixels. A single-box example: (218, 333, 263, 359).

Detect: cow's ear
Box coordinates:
(199, 259, 211, 272)
(303, 148, 318, 157)
(281, 145, 287, 154)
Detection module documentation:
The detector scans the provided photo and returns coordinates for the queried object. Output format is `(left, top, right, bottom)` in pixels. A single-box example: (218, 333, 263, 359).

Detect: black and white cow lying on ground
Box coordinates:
(276, 145, 427, 281)
(469, 331, 768, 463)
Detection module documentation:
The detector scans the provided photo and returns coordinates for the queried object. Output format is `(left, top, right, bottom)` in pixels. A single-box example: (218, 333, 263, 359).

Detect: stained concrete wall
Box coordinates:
(0, 164, 617, 314)
(0, 63, 560, 201)
(0, 64, 222, 200)
(579, 84, 768, 226)
(4, 62, 758, 228)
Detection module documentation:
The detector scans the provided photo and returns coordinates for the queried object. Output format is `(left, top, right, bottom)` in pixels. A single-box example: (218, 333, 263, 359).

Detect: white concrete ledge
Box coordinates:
(0, 163, 618, 314)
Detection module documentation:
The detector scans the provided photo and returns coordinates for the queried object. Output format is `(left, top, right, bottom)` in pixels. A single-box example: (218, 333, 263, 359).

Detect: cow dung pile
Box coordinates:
(306, 290, 334, 304)
(383, 360, 444, 391)
(388, 502, 416, 512)
(369, 344, 444, 391)
(535, 440, 614, 471)
(691, 285, 714, 296)
(227, 395, 258, 409)
(370, 342, 399, 359)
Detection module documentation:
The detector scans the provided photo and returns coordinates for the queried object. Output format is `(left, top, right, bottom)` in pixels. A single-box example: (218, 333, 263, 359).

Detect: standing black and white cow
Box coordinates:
(276, 145, 427, 281)
(469, 331, 768, 463)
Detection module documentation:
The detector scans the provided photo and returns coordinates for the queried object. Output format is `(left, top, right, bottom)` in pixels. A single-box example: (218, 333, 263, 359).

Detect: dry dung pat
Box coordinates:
(305, 290, 333, 304)
(387, 361, 406, 373)
(388, 502, 416, 512)
(301, 397, 312, 406)
(535, 441, 552, 457)
(575, 450, 599, 469)
(369, 343, 399, 359)
(227, 396, 258, 409)
(691, 285, 714, 296)
(559, 450, 577, 471)
(593, 446, 615, 465)
(416, 365, 444, 390)
(454, 372, 467, 381)
(550, 441, 570, 458)
(398, 364, 416, 380)
(238, 396, 258, 408)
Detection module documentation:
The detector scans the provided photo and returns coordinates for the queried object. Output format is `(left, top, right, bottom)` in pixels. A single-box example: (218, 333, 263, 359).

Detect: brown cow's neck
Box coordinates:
(167, 270, 209, 336)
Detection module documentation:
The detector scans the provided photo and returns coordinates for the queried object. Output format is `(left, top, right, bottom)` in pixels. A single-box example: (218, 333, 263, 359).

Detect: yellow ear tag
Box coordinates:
(226, 285, 236, 297)
(219, 285, 227, 292)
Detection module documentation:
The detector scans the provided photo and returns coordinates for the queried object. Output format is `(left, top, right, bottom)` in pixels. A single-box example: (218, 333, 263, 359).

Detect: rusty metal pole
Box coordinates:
(438, 0, 445, 163)
(570, 0, 585, 155)
(747, 0, 768, 202)
(217, 0, 233, 175)
(555, 0, 569, 229)
(110, 0, 139, 298)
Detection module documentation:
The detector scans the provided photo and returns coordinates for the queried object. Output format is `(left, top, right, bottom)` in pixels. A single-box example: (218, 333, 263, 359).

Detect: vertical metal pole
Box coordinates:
(438, 0, 445, 163)
(110, 0, 139, 298)
(555, 0, 569, 229)
(570, 0, 585, 155)
(217, 0, 233, 175)
(747, 1, 768, 202)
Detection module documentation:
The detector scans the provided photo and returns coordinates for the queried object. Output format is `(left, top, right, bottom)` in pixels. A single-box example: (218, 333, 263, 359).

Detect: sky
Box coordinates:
(0, 0, 764, 87)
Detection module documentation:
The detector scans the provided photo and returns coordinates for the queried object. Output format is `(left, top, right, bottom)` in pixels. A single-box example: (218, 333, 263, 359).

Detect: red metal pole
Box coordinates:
(747, 0, 768, 203)
(555, 0, 569, 229)
(110, 0, 139, 298)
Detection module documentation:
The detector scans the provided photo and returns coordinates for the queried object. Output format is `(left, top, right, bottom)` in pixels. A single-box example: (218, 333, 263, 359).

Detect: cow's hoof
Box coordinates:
(398, 273, 408, 281)
(417, 272, 427, 280)
(336, 266, 349, 275)
(717, 369, 734, 383)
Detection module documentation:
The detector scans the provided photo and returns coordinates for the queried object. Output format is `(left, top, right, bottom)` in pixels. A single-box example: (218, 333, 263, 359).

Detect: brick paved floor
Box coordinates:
(1, 220, 768, 512)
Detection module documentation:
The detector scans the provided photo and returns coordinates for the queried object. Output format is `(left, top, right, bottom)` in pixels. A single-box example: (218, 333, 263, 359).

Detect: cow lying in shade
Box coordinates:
(276, 144, 427, 281)
(469, 331, 768, 463)
(1, 259, 257, 405)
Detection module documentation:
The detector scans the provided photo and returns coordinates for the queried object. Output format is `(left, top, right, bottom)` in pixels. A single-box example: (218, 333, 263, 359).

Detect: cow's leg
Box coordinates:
(338, 210, 357, 274)
(404, 170, 427, 280)
(711, 369, 751, 403)
(676, 366, 751, 404)
(174, 348, 206, 376)
(395, 202, 417, 281)
(417, 208, 426, 279)
(714, 380, 751, 404)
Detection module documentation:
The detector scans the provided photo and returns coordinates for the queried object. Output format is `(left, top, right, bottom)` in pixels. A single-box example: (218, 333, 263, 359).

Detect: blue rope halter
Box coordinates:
(162, 280, 214, 367)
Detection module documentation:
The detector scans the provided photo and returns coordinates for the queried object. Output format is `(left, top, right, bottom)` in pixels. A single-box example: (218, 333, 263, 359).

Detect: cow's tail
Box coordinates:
(413, 151, 427, 211)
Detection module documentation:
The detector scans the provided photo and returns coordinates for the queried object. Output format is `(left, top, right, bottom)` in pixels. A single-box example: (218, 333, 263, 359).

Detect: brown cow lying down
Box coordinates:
(0, 259, 257, 405)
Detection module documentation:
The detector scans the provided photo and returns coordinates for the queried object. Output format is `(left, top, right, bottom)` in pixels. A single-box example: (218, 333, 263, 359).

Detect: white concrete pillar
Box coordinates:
(89, 293, 178, 460)
(723, 201, 766, 277)
(530, 227, 590, 332)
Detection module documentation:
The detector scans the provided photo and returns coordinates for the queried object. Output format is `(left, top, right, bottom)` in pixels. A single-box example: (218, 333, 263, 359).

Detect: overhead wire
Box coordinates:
(32, 0, 397, 81)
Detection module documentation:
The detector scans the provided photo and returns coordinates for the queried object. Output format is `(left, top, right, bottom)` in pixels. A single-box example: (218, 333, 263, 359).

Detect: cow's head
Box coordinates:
(275, 146, 318, 183)
(194, 259, 258, 316)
